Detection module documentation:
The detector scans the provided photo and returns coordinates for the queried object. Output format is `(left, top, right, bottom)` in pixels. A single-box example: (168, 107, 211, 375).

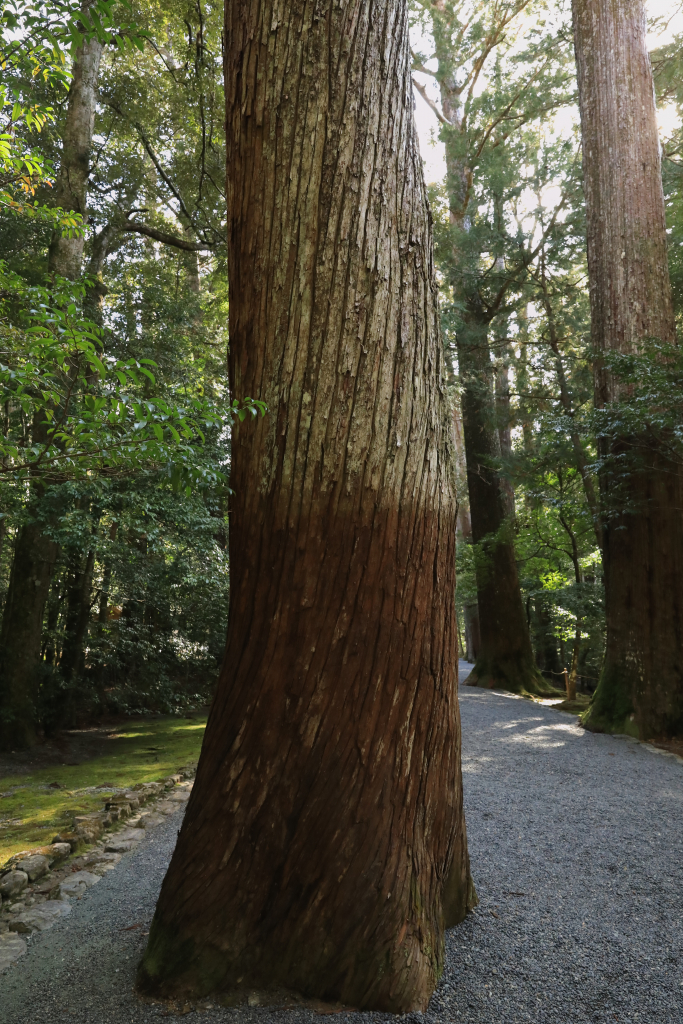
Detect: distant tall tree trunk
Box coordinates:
(453, 402, 480, 662)
(98, 522, 118, 625)
(138, 0, 474, 1011)
(60, 548, 96, 685)
(457, 300, 551, 693)
(573, 0, 683, 739)
(426, 10, 551, 695)
(494, 343, 515, 517)
(0, 28, 102, 751)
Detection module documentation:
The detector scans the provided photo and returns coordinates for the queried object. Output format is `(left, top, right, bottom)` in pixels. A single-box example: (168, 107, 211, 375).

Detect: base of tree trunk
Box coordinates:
(581, 667, 640, 738)
(136, 839, 477, 1011)
(466, 653, 562, 697)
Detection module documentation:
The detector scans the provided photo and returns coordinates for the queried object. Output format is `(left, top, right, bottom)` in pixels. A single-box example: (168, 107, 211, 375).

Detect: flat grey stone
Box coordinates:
(15, 855, 50, 881)
(113, 828, 146, 842)
(91, 852, 122, 866)
(90, 861, 117, 875)
(59, 870, 101, 897)
(0, 870, 28, 898)
(9, 901, 71, 933)
(167, 790, 191, 802)
(154, 801, 177, 815)
(0, 932, 27, 972)
(137, 811, 166, 827)
(104, 839, 137, 853)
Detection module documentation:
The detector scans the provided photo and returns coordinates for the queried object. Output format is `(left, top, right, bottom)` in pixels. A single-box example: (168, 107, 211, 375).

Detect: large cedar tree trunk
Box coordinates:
(0, 30, 102, 750)
(573, 0, 683, 739)
(137, 0, 474, 1010)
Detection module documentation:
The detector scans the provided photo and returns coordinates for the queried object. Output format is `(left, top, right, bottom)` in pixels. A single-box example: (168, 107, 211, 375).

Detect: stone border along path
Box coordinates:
(1, 663, 682, 1024)
(0, 771, 195, 971)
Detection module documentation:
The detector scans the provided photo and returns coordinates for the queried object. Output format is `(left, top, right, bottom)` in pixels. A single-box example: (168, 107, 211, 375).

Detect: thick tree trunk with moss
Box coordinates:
(457, 303, 553, 695)
(0, 31, 102, 751)
(573, 0, 683, 739)
(137, 0, 474, 1011)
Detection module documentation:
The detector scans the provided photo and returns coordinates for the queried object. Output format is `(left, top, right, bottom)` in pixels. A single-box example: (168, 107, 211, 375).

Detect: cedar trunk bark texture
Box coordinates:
(137, 0, 474, 1011)
(573, 0, 683, 739)
(0, 31, 102, 750)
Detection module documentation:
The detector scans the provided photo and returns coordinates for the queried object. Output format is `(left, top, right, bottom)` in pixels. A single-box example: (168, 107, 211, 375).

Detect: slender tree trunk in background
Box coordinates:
(60, 549, 96, 685)
(138, 0, 474, 1010)
(42, 571, 65, 665)
(560, 511, 583, 702)
(573, 0, 683, 739)
(453, 403, 480, 662)
(494, 345, 515, 517)
(98, 522, 118, 625)
(531, 598, 562, 676)
(516, 307, 534, 458)
(457, 303, 552, 694)
(0, 30, 102, 751)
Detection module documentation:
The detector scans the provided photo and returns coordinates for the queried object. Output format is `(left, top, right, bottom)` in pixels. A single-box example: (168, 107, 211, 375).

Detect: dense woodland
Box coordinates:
(1, 0, 682, 1012)
(2, 0, 682, 747)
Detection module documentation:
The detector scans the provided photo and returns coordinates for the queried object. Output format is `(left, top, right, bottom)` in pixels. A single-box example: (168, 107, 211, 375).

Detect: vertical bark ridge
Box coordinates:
(138, 0, 473, 1011)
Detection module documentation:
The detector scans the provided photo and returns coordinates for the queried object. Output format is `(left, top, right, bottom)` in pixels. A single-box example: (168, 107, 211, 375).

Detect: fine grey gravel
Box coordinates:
(2, 662, 682, 1024)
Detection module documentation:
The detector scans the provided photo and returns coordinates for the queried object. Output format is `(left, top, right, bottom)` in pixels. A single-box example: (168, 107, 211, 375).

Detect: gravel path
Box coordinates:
(2, 662, 682, 1024)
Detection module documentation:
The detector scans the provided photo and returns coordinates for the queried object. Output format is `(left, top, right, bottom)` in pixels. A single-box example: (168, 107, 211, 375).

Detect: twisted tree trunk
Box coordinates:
(137, 0, 474, 1010)
(573, 0, 683, 739)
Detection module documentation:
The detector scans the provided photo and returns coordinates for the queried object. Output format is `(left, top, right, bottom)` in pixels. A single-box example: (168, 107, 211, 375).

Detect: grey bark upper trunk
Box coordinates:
(48, 32, 103, 279)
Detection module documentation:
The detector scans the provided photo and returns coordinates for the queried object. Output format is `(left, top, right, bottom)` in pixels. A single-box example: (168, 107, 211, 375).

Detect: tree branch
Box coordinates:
(412, 78, 449, 126)
(123, 221, 215, 251)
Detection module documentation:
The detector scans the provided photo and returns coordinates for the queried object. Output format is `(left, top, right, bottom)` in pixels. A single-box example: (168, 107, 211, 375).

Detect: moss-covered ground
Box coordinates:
(0, 715, 206, 866)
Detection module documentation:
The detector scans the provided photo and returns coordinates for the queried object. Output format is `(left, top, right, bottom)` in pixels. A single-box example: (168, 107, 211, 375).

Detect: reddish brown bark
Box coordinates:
(573, 0, 683, 739)
(137, 0, 474, 1012)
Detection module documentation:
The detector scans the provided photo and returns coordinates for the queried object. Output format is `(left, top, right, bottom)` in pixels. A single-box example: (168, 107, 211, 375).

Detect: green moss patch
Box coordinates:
(0, 715, 206, 865)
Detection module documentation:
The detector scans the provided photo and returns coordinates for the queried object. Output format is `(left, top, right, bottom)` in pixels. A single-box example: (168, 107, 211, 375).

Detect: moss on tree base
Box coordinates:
(580, 666, 639, 737)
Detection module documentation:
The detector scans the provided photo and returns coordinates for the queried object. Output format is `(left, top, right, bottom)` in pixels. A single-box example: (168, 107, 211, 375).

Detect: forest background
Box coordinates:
(1, 0, 682, 743)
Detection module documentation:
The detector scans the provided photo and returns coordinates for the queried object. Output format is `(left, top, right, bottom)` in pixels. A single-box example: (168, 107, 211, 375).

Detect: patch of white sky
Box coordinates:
(411, 0, 683, 188)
